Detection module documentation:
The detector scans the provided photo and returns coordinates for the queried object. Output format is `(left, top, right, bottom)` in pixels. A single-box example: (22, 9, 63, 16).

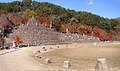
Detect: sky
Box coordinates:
(0, 0, 119, 19)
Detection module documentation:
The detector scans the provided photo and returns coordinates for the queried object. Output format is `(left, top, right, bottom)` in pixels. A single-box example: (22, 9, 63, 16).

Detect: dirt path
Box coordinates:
(0, 48, 44, 71)
(0, 47, 65, 71)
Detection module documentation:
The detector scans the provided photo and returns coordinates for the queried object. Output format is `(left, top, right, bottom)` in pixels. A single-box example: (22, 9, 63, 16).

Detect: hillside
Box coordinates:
(116, 17, 120, 21)
(0, 0, 120, 43)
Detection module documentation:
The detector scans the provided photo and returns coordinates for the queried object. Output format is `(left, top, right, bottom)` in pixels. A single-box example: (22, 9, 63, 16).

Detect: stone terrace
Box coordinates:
(9, 16, 100, 46)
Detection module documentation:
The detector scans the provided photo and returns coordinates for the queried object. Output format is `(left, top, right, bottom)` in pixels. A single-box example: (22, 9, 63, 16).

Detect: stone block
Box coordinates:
(45, 58, 51, 64)
(93, 42, 97, 45)
(42, 47, 47, 51)
(63, 61, 71, 68)
(95, 58, 110, 71)
(33, 50, 40, 54)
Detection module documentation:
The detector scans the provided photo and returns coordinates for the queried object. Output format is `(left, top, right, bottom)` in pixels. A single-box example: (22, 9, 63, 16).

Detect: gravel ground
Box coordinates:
(0, 45, 72, 71)
(0, 42, 120, 71)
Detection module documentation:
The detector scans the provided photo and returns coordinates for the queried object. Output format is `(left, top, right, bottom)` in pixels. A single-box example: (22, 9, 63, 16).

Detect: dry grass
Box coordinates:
(39, 43, 120, 70)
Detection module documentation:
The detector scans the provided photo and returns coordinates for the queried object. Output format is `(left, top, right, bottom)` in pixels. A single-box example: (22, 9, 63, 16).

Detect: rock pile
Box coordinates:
(9, 16, 100, 46)
(0, 16, 12, 28)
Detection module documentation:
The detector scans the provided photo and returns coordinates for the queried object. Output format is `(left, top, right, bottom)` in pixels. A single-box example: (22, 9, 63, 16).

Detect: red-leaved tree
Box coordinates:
(14, 36, 23, 45)
(93, 27, 112, 41)
(2, 23, 9, 28)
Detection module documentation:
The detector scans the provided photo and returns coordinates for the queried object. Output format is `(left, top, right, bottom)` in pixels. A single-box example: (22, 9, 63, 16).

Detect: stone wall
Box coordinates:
(9, 17, 100, 46)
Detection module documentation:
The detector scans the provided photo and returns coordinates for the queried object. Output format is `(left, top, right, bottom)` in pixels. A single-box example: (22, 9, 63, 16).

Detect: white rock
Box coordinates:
(93, 42, 97, 45)
(12, 42, 16, 48)
(35, 53, 40, 57)
(45, 58, 51, 64)
(33, 50, 40, 54)
(95, 58, 110, 71)
(63, 61, 71, 68)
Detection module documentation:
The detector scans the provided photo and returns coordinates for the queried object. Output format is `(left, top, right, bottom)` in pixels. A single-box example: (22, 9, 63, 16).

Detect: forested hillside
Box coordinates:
(116, 17, 120, 21)
(0, 0, 120, 41)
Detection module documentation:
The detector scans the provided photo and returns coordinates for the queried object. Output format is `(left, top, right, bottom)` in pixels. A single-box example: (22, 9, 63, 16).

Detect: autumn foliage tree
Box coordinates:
(2, 23, 9, 28)
(99, 33, 112, 41)
(8, 16, 19, 25)
(93, 27, 112, 41)
(78, 25, 92, 35)
(14, 36, 23, 45)
(37, 17, 51, 28)
(11, 19, 17, 25)
(20, 18, 28, 24)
